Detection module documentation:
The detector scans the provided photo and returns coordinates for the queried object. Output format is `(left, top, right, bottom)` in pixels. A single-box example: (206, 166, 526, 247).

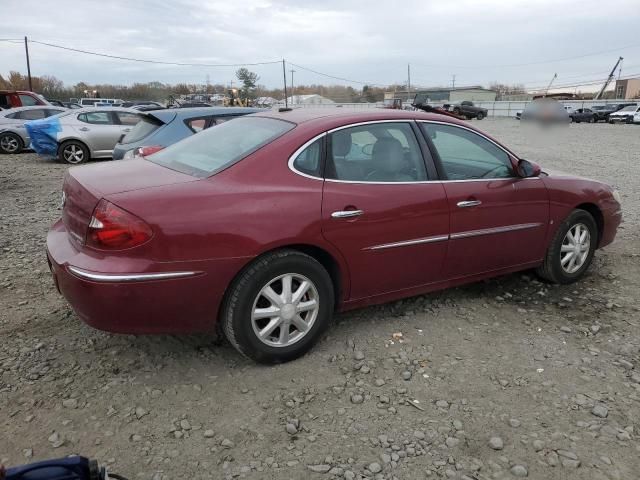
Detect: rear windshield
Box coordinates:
(122, 115, 163, 143)
(147, 117, 294, 177)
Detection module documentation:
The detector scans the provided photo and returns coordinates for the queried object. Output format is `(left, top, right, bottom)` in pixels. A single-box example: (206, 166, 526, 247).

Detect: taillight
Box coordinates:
(86, 199, 153, 250)
(124, 145, 164, 160)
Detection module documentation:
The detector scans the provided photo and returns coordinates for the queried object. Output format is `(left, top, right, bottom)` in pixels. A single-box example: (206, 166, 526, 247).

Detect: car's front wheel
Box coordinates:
(222, 250, 334, 363)
(536, 209, 598, 284)
(58, 140, 89, 164)
(476, 112, 484, 120)
(0, 132, 23, 154)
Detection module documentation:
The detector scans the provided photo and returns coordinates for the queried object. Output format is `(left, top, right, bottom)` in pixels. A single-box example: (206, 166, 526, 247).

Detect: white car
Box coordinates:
(634, 111, 640, 124)
(608, 105, 640, 123)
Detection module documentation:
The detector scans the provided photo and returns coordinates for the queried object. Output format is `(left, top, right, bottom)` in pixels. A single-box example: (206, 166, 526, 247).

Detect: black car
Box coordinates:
(570, 108, 595, 123)
(592, 103, 637, 122)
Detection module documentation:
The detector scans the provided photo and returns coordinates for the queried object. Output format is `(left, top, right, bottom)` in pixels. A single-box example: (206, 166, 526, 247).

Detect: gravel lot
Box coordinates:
(1, 119, 639, 480)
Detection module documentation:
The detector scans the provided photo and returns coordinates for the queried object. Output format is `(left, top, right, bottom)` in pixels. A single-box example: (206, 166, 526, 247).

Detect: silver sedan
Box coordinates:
(26, 107, 143, 164)
(0, 106, 67, 154)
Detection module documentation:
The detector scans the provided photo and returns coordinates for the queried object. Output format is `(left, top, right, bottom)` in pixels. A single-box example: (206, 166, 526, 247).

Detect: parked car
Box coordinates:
(449, 101, 488, 120)
(26, 107, 143, 164)
(46, 108, 622, 363)
(78, 98, 124, 107)
(520, 99, 570, 123)
(608, 105, 640, 123)
(0, 106, 67, 154)
(112, 107, 261, 160)
(121, 101, 165, 109)
(0, 90, 50, 109)
(569, 108, 596, 123)
(591, 105, 617, 122)
(634, 111, 640, 124)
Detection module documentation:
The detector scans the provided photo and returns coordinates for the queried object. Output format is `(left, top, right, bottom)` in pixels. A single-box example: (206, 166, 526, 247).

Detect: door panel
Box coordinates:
(322, 182, 449, 299)
(320, 121, 449, 300)
(443, 178, 549, 277)
(420, 121, 550, 278)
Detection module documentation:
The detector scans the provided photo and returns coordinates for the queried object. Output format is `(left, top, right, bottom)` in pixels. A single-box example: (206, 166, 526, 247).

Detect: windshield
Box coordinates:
(617, 106, 636, 112)
(147, 116, 293, 177)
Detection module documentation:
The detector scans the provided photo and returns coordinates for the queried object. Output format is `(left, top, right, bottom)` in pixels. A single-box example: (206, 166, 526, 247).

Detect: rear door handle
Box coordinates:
(78, 127, 89, 132)
(331, 210, 364, 218)
(457, 200, 482, 208)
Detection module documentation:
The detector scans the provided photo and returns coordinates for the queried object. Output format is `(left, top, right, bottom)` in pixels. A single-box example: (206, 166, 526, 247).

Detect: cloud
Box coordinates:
(2, 0, 639, 91)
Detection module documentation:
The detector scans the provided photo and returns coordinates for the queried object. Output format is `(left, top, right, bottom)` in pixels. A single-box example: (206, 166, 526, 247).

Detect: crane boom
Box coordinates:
(594, 57, 623, 100)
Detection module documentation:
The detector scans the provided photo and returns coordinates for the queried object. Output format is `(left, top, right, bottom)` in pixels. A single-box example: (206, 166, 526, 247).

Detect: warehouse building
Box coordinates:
(614, 78, 640, 99)
(413, 86, 497, 103)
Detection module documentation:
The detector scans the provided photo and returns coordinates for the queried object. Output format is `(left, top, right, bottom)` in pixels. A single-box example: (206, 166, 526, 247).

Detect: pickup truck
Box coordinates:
(447, 101, 488, 120)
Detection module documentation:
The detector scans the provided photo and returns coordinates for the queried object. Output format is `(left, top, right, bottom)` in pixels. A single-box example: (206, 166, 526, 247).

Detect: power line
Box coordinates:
(287, 61, 383, 87)
(28, 39, 282, 67)
(411, 42, 640, 70)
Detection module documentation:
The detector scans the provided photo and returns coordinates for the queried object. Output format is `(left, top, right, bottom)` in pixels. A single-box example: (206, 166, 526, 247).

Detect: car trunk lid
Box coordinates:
(61, 159, 198, 246)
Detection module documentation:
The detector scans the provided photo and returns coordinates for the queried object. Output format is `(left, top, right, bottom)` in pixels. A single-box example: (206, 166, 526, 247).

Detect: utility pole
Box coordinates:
(544, 73, 558, 97)
(282, 59, 288, 108)
(24, 36, 32, 91)
(290, 69, 296, 105)
(407, 63, 411, 102)
(451, 74, 456, 89)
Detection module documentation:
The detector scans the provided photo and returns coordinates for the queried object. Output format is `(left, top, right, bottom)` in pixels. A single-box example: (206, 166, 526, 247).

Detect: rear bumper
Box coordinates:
(46, 219, 247, 334)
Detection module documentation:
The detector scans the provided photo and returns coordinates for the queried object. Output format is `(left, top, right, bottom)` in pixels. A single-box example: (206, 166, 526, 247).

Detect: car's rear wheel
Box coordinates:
(589, 116, 595, 123)
(58, 140, 89, 164)
(222, 250, 334, 364)
(476, 112, 484, 120)
(536, 209, 598, 284)
(0, 132, 23, 154)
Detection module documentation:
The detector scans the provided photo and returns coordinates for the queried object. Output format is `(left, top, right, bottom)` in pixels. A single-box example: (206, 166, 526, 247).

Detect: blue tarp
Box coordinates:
(25, 116, 62, 156)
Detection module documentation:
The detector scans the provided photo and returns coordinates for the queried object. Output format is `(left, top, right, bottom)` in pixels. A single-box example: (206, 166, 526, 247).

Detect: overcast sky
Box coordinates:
(2, 0, 639, 92)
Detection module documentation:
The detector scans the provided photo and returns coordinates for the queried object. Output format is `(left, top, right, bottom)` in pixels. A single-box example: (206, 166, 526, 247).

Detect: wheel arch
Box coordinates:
(575, 202, 604, 246)
(216, 242, 349, 330)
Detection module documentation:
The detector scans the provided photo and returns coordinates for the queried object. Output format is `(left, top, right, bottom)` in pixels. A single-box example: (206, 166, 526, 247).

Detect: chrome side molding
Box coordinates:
(67, 266, 200, 283)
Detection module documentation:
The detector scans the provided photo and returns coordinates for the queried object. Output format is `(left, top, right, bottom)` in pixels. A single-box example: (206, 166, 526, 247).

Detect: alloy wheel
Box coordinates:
(251, 273, 319, 348)
(560, 223, 591, 274)
(0, 135, 20, 153)
(63, 144, 84, 164)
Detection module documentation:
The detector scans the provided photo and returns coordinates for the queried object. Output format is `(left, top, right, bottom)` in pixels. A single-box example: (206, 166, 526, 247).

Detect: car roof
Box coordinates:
(251, 107, 468, 128)
(147, 106, 263, 123)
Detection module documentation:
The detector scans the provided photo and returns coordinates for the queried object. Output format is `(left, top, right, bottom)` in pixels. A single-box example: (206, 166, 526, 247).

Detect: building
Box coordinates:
(614, 78, 640, 99)
(413, 86, 497, 104)
(287, 94, 335, 105)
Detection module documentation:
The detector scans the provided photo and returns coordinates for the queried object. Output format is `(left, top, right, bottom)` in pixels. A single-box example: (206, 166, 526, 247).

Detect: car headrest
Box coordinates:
(332, 131, 352, 157)
(371, 137, 404, 172)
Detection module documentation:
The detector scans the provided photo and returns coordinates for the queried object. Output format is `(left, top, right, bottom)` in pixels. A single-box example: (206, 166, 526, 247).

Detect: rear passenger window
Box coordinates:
(292, 139, 322, 177)
(78, 112, 112, 124)
(116, 112, 142, 126)
(19, 109, 47, 120)
(326, 122, 427, 182)
(186, 118, 207, 132)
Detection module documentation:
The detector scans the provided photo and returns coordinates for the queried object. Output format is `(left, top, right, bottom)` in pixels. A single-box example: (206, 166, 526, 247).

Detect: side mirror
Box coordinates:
(517, 158, 541, 178)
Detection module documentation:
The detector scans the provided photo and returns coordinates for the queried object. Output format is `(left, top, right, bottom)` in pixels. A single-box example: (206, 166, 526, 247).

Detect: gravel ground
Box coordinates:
(1, 119, 639, 480)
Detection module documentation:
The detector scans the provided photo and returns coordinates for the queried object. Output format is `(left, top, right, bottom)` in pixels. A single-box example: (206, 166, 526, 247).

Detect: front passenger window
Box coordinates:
(421, 123, 513, 180)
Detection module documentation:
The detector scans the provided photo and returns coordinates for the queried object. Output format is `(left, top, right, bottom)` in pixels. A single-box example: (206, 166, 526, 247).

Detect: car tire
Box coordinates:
(58, 140, 89, 164)
(476, 112, 484, 120)
(221, 249, 335, 364)
(453, 108, 461, 115)
(536, 209, 598, 285)
(0, 132, 24, 154)
(589, 117, 595, 123)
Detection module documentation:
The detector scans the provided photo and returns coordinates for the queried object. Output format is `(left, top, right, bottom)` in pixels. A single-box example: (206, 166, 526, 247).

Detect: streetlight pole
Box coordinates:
(290, 69, 296, 105)
(282, 59, 288, 108)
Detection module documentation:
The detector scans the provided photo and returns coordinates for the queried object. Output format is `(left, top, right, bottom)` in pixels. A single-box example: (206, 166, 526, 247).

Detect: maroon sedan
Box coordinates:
(47, 109, 622, 363)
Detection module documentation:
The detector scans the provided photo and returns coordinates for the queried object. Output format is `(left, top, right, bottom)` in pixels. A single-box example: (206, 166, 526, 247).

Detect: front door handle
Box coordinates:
(331, 210, 364, 218)
(457, 200, 482, 208)
(122, 128, 131, 132)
